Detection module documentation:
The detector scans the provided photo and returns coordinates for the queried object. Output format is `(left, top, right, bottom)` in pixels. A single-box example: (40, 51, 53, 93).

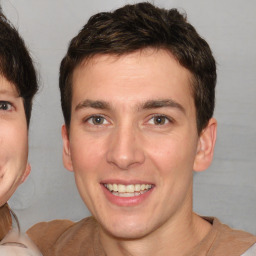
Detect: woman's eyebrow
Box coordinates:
(0, 89, 19, 97)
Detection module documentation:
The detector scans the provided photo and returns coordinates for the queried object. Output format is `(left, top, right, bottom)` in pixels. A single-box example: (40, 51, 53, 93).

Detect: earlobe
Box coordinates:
(61, 125, 74, 172)
(193, 118, 217, 172)
(20, 163, 31, 184)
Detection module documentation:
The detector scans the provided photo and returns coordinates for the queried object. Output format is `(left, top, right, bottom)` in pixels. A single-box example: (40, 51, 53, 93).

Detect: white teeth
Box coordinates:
(107, 184, 113, 191)
(126, 184, 134, 193)
(113, 184, 118, 192)
(135, 184, 140, 192)
(104, 183, 152, 196)
(120, 192, 134, 197)
(118, 184, 126, 193)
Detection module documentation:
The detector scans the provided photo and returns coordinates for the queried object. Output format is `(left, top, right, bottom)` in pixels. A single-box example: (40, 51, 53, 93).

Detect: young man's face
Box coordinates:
(62, 49, 216, 239)
(0, 76, 30, 207)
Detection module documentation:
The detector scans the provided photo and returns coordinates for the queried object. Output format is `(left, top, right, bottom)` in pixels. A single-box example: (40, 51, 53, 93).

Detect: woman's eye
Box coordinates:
(87, 116, 108, 125)
(0, 101, 12, 111)
(148, 115, 170, 125)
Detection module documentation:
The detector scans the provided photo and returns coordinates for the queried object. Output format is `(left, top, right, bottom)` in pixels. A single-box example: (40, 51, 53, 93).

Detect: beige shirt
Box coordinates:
(27, 216, 256, 256)
(0, 204, 42, 256)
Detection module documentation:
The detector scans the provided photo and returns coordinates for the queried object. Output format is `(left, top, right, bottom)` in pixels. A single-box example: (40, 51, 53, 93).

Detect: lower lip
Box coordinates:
(101, 184, 154, 207)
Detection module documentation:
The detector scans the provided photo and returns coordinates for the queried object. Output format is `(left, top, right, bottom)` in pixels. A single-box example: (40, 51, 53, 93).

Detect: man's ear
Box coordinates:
(20, 163, 31, 184)
(61, 125, 73, 172)
(193, 118, 217, 172)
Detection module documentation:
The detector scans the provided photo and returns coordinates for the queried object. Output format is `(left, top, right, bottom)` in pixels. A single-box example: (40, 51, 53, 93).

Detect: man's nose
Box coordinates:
(106, 125, 145, 170)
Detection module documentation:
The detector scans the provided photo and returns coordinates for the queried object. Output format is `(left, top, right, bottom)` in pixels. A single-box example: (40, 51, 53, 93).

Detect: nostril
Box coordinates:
(106, 154, 145, 170)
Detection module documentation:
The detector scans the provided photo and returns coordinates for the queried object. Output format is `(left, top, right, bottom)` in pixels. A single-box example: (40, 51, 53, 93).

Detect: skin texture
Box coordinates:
(62, 49, 217, 255)
(0, 75, 30, 207)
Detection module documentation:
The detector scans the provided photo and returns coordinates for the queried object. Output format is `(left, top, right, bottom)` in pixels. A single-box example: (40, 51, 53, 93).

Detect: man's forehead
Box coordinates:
(71, 49, 194, 112)
(75, 48, 181, 73)
(72, 49, 192, 84)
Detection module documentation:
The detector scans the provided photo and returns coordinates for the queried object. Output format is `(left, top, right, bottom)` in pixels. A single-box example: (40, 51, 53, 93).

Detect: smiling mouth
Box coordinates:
(103, 183, 153, 197)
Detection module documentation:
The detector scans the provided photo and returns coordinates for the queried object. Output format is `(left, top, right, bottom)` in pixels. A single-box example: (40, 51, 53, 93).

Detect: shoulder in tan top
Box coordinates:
(187, 217, 256, 256)
(27, 216, 256, 256)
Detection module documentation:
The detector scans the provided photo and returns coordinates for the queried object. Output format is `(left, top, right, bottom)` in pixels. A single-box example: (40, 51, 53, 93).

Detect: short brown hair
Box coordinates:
(0, 13, 38, 126)
(59, 2, 216, 133)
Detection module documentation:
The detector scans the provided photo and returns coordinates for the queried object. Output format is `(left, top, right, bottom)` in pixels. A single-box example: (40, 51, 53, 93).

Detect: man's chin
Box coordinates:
(99, 219, 153, 240)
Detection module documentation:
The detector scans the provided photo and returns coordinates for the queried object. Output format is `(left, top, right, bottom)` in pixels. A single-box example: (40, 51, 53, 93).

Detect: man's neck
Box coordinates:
(99, 212, 212, 256)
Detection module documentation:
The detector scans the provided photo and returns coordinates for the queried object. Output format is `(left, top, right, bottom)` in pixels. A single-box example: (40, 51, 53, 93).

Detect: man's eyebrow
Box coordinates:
(75, 99, 111, 111)
(141, 99, 185, 113)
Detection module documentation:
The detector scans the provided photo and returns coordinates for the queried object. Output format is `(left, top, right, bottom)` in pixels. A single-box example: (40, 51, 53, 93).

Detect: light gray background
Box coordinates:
(1, 0, 255, 233)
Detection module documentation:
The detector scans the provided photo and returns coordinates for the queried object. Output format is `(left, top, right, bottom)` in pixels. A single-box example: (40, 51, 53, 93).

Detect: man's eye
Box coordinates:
(148, 115, 170, 125)
(0, 101, 12, 111)
(87, 116, 107, 125)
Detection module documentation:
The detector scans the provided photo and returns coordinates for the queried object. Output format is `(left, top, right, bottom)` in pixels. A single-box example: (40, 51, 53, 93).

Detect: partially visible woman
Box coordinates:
(0, 11, 41, 255)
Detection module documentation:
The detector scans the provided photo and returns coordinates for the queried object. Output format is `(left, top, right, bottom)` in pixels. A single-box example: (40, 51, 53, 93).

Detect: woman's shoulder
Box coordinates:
(0, 204, 12, 240)
(0, 229, 42, 256)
